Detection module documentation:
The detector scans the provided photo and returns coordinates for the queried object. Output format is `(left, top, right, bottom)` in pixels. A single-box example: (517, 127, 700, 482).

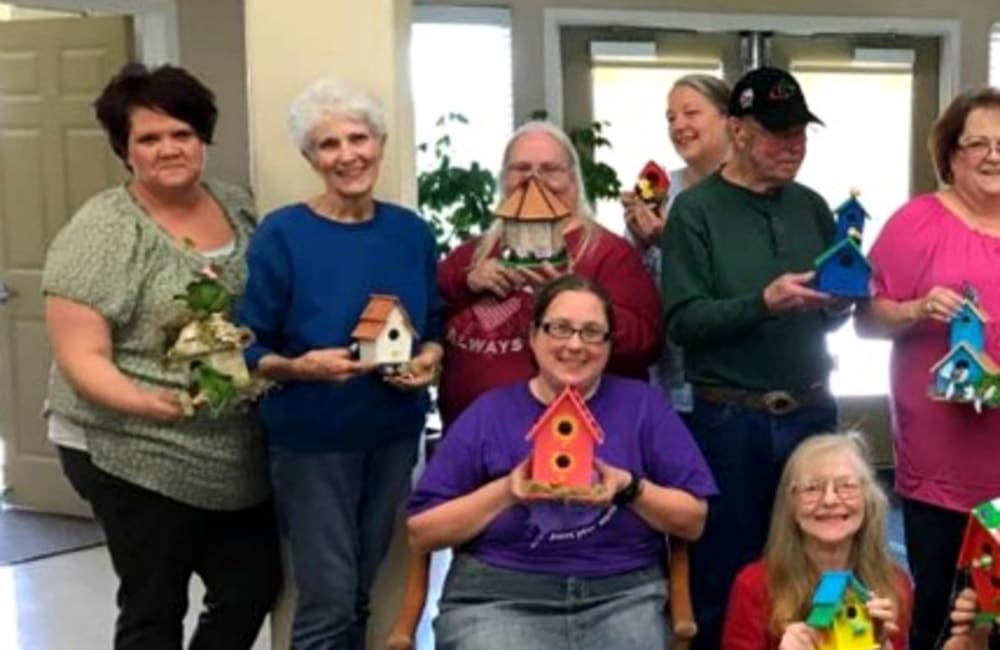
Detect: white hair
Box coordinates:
(287, 78, 387, 152)
(472, 120, 598, 265)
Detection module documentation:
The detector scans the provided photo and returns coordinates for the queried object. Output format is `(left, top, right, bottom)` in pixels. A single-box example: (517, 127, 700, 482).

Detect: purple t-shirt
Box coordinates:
(407, 375, 718, 578)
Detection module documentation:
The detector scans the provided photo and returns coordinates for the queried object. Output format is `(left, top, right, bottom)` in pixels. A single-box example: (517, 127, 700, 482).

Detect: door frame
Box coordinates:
(6, 0, 178, 64)
(542, 8, 960, 124)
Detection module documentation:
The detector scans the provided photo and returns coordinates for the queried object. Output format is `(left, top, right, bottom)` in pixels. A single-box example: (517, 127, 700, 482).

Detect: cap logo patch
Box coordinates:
(769, 80, 797, 101)
(739, 88, 754, 109)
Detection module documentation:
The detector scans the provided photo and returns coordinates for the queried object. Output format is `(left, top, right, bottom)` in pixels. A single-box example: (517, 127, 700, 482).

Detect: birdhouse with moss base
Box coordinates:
(957, 497, 1000, 622)
(496, 176, 570, 268)
(929, 295, 1000, 411)
(351, 294, 416, 374)
(806, 571, 876, 650)
(526, 386, 604, 492)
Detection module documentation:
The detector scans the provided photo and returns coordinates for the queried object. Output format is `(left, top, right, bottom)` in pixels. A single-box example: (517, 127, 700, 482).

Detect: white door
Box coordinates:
(0, 15, 131, 514)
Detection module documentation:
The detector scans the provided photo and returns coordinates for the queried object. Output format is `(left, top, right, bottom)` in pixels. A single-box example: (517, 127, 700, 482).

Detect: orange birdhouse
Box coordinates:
(525, 386, 605, 490)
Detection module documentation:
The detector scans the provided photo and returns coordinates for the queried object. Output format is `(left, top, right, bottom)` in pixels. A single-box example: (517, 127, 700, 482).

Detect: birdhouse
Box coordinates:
(525, 386, 604, 491)
(958, 498, 1000, 623)
(814, 238, 872, 299)
(833, 192, 870, 245)
(929, 342, 1000, 405)
(805, 571, 876, 650)
(351, 294, 416, 373)
(951, 299, 989, 351)
(495, 176, 571, 268)
(634, 160, 670, 206)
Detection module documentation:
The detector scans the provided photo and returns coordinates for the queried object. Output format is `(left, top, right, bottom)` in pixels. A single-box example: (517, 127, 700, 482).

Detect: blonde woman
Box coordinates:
(722, 434, 912, 650)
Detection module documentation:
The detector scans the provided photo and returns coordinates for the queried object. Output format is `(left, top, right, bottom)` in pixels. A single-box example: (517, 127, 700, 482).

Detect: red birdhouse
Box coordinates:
(957, 498, 1000, 620)
(525, 386, 605, 490)
(634, 160, 670, 206)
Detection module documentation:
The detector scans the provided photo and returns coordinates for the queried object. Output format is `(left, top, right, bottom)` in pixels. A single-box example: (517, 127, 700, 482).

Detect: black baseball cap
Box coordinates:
(728, 67, 823, 132)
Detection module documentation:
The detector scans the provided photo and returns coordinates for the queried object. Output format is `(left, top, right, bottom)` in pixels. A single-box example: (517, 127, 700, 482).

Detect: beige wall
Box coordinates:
(417, 0, 1000, 123)
(176, 0, 250, 187)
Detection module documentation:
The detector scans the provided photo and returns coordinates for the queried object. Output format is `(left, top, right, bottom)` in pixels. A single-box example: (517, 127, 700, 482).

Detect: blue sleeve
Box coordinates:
(640, 391, 718, 498)
(238, 220, 293, 369)
(406, 400, 488, 515)
(421, 221, 445, 344)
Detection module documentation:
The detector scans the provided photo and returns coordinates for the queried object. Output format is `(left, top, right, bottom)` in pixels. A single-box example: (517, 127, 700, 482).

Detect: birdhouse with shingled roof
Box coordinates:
(495, 176, 570, 268)
(351, 294, 416, 373)
(526, 386, 604, 491)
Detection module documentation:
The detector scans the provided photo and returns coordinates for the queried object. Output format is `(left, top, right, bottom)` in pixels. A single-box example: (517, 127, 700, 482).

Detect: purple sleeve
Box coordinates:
(406, 401, 489, 516)
(640, 393, 718, 498)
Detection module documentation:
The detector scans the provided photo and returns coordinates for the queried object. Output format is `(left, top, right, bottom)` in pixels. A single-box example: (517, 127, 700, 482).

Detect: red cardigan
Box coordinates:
(722, 560, 912, 650)
(436, 226, 662, 427)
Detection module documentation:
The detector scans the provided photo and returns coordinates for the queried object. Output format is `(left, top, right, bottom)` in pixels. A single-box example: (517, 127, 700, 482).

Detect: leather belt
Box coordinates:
(692, 384, 831, 416)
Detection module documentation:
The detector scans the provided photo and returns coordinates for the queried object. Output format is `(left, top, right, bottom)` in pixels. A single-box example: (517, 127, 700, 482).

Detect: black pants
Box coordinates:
(58, 446, 281, 650)
(903, 496, 968, 650)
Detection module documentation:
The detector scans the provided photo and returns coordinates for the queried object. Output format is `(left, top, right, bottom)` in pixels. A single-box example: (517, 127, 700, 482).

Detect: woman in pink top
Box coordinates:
(856, 86, 1000, 650)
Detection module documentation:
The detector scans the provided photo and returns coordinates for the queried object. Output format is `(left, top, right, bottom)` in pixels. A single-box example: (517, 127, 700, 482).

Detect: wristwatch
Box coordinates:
(613, 474, 644, 507)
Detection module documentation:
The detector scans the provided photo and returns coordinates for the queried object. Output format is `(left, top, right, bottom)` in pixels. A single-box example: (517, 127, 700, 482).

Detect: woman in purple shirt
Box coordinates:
(407, 275, 717, 649)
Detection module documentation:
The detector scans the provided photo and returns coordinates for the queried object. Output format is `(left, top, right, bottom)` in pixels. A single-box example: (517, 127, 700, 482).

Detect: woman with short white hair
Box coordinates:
(237, 77, 444, 649)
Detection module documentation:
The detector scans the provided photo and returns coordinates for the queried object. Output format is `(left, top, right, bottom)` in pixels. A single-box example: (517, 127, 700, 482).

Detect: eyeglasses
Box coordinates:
(540, 320, 611, 344)
(791, 476, 863, 505)
(957, 137, 1000, 161)
(505, 161, 572, 183)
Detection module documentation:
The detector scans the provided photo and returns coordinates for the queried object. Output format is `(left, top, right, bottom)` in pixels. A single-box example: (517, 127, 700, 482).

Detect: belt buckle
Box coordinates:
(762, 390, 798, 415)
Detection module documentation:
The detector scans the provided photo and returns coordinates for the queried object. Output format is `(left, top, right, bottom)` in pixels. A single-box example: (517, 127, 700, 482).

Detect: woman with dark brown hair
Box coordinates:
(43, 62, 279, 649)
(856, 86, 1000, 650)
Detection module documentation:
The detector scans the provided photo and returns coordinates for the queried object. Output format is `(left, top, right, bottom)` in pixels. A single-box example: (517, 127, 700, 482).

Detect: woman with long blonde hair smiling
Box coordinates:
(722, 434, 912, 650)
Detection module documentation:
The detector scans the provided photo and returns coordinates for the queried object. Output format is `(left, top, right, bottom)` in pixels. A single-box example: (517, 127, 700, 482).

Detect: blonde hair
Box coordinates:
(764, 433, 902, 636)
(471, 120, 601, 266)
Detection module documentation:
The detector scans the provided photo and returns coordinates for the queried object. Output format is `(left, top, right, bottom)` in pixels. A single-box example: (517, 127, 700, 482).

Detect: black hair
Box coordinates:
(94, 62, 217, 164)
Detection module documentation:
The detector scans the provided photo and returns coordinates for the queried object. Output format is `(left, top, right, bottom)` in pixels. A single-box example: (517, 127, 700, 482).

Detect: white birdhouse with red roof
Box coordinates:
(495, 176, 571, 268)
(526, 386, 604, 490)
(351, 294, 416, 372)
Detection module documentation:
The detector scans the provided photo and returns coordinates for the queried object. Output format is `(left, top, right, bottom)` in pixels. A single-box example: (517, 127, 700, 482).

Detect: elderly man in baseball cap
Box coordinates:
(660, 66, 845, 650)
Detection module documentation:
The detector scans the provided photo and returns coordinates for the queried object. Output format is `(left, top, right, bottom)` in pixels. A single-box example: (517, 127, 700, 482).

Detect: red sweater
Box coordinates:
(436, 226, 662, 427)
(722, 560, 912, 650)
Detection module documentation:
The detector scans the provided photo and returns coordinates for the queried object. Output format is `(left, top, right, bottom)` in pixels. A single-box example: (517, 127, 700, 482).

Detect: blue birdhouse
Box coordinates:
(814, 239, 871, 298)
(951, 300, 988, 351)
(930, 342, 998, 401)
(833, 195, 870, 244)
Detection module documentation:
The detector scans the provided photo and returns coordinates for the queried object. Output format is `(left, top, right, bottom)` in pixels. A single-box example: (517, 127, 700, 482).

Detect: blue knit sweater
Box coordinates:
(238, 201, 444, 452)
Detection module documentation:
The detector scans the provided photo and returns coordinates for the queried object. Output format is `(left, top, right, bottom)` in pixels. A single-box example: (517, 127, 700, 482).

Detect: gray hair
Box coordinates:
(287, 78, 387, 152)
(671, 74, 730, 115)
(472, 120, 599, 265)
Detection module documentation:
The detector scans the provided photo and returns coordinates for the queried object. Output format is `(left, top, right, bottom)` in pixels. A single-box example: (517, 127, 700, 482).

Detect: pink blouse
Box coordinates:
(869, 193, 1000, 512)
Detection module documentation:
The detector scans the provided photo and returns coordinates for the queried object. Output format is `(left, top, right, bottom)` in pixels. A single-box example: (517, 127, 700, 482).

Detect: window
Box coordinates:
(794, 64, 913, 396)
(991, 23, 1000, 87)
(410, 7, 513, 181)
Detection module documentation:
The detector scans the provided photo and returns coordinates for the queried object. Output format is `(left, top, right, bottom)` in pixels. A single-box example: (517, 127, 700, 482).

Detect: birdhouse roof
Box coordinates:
(957, 299, 990, 324)
(813, 238, 872, 270)
(805, 571, 871, 629)
(833, 195, 870, 220)
(930, 341, 1000, 375)
(351, 294, 417, 341)
(525, 385, 605, 444)
(494, 176, 571, 222)
(971, 498, 1000, 538)
(635, 160, 670, 200)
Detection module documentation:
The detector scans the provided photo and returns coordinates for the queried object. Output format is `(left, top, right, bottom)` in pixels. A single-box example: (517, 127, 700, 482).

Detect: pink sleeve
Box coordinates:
(868, 196, 937, 301)
(722, 563, 773, 650)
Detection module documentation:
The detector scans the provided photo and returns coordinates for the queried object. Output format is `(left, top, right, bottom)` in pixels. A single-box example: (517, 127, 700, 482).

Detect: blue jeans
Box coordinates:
(270, 437, 419, 650)
(435, 555, 669, 650)
(684, 397, 837, 650)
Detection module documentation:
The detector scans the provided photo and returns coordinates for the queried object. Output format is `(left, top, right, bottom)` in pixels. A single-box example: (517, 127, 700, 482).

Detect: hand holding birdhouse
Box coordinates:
(779, 622, 821, 650)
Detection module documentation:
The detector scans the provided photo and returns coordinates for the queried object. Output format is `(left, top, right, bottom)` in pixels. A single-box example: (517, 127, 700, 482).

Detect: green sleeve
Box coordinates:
(42, 191, 142, 326)
(660, 200, 770, 348)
